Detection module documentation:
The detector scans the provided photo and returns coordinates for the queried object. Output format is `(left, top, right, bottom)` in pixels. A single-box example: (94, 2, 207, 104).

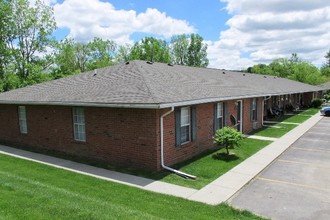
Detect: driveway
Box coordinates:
(229, 116, 330, 220)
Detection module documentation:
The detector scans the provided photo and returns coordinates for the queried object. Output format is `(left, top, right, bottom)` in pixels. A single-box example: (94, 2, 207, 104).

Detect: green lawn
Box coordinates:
(253, 107, 319, 137)
(265, 108, 319, 124)
(154, 139, 271, 189)
(297, 108, 320, 116)
(253, 123, 298, 138)
(0, 154, 265, 220)
(281, 115, 310, 124)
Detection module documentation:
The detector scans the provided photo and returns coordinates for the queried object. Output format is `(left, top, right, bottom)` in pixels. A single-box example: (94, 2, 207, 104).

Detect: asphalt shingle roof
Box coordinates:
(0, 60, 322, 108)
(320, 81, 330, 90)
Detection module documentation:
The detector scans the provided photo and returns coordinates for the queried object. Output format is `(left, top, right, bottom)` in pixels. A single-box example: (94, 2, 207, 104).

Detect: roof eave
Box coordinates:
(0, 89, 321, 109)
(0, 100, 161, 109)
(159, 89, 321, 108)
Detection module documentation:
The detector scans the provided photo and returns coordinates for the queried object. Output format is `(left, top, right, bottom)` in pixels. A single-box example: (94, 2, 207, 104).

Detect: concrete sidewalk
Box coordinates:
(0, 113, 323, 205)
(188, 113, 323, 205)
(0, 145, 197, 199)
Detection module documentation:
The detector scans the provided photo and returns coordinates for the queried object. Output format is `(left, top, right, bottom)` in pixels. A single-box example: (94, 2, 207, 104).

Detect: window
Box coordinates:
(215, 102, 224, 131)
(18, 106, 27, 134)
(180, 107, 191, 144)
(73, 107, 86, 142)
(175, 106, 196, 146)
(251, 98, 257, 121)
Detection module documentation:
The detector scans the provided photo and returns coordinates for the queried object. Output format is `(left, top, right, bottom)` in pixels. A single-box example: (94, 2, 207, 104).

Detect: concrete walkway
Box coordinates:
(0, 113, 323, 205)
(264, 120, 301, 125)
(246, 135, 278, 141)
(0, 145, 198, 199)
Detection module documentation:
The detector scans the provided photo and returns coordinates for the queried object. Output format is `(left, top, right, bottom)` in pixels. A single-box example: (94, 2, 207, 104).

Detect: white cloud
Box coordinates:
(53, 0, 195, 44)
(208, 0, 330, 70)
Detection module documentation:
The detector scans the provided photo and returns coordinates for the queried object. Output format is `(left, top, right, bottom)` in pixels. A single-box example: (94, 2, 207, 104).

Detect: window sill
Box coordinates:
(73, 140, 87, 144)
(177, 141, 191, 148)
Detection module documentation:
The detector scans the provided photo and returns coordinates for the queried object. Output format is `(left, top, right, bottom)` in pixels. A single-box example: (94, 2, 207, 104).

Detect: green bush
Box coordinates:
(213, 127, 244, 155)
(324, 94, 330, 101)
(310, 98, 323, 108)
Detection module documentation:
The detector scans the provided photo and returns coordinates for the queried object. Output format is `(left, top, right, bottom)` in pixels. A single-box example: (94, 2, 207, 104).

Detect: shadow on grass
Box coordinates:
(212, 152, 239, 162)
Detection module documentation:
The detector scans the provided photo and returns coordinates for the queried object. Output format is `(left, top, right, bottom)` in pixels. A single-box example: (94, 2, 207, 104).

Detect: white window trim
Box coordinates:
(18, 106, 27, 134)
(252, 98, 257, 121)
(73, 107, 86, 142)
(180, 106, 191, 145)
(217, 102, 223, 119)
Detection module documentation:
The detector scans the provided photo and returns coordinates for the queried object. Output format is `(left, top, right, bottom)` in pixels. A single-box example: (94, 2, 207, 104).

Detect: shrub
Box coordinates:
(324, 94, 330, 101)
(213, 127, 244, 155)
(310, 98, 323, 108)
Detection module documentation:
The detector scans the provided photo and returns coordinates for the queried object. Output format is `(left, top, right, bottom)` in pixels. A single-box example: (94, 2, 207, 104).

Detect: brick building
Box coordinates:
(0, 61, 321, 172)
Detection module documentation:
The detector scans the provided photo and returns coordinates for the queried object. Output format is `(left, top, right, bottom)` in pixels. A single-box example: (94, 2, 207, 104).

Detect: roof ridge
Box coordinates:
(134, 61, 159, 104)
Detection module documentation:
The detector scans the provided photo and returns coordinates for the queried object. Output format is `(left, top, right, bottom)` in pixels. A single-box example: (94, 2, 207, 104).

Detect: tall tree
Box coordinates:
(0, 0, 13, 79)
(170, 34, 189, 65)
(7, 0, 56, 79)
(53, 37, 116, 77)
(87, 37, 116, 70)
(53, 38, 79, 77)
(171, 34, 209, 67)
(325, 50, 330, 67)
(115, 44, 132, 63)
(247, 54, 326, 85)
(187, 34, 209, 67)
(130, 37, 171, 63)
(321, 50, 330, 78)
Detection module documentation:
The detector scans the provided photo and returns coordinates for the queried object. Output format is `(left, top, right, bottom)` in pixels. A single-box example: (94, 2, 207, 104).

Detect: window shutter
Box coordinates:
(213, 103, 218, 133)
(256, 98, 259, 121)
(191, 106, 197, 142)
(250, 98, 253, 121)
(175, 108, 181, 147)
(223, 102, 228, 126)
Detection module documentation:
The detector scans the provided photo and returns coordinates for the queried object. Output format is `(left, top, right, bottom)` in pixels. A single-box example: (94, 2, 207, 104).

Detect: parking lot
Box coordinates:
(229, 116, 330, 220)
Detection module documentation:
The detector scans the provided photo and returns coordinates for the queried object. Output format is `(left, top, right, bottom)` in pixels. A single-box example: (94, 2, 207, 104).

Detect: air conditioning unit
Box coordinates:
(252, 121, 258, 130)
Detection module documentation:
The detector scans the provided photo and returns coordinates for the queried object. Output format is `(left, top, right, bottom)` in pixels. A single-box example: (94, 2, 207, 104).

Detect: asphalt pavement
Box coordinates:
(229, 116, 330, 220)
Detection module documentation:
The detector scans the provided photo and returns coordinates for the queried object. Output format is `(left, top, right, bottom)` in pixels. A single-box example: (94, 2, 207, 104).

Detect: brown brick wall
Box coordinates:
(0, 105, 159, 171)
(303, 92, 314, 106)
(160, 98, 263, 167)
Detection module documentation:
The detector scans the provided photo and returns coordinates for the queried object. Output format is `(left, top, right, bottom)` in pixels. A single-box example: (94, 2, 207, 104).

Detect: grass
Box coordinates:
(253, 123, 298, 138)
(0, 154, 266, 220)
(153, 139, 271, 189)
(253, 107, 320, 138)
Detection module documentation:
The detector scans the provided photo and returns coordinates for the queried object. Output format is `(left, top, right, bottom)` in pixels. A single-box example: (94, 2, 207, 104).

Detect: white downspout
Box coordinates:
(160, 107, 197, 179)
(262, 96, 272, 126)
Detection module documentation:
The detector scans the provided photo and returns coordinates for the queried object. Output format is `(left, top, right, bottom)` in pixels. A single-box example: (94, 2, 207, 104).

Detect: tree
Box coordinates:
(115, 44, 132, 63)
(213, 127, 244, 155)
(170, 34, 189, 65)
(187, 34, 209, 67)
(320, 50, 330, 78)
(289, 61, 325, 85)
(130, 37, 171, 63)
(53, 37, 116, 77)
(247, 63, 270, 75)
(171, 34, 209, 67)
(87, 37, 116, 70)
(0, 0, 13, 79)
(52, 38, 79, 77)
(325, 50, 330, 67)
(321, 66, 330, 77)
(7, 0, 56, 79)
(246, 53, 326, 85)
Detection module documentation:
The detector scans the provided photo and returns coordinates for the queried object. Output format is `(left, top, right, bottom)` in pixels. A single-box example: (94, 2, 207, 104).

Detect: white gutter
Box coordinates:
(160, 107, 196, 179)
(0, 90, 321, 110)
(262, 96, 272, 126)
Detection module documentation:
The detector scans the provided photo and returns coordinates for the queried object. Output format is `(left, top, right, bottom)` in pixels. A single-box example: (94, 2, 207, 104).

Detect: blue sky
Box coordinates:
(49, 0, 330, 70)
(109, 0, 230, 41)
